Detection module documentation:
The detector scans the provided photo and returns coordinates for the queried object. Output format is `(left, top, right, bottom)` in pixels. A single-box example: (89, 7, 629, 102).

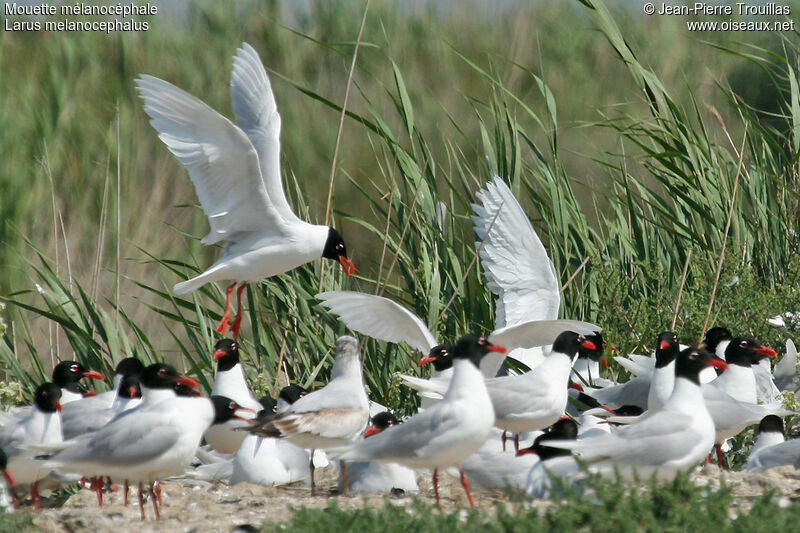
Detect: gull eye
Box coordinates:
(740, 341, 748, 348)
(229, 402, 237, 410)
(690, 352, 699, 360)
(70, 364, 79, 372)
(158, 368, 167, 375)
(231, 343, 236, 350)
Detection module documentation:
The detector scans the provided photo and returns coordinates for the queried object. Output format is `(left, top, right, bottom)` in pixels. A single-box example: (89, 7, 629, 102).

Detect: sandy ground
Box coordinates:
(20, 462, 800, 532)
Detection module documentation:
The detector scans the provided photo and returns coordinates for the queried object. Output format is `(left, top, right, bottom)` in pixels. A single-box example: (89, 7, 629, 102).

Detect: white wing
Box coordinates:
(488, 319, 601, 351)
(548, 411, 704, 465)
(317, 291, 438, 353)
(397, 374, 448, 399)
(615, 356, 652, 377)
(136, 75, 286, 245)
(582, 374, 651, 409)
(271, 408, 368, 442)
(50, 412, 181, 467)
(703, 386, 792, 433)
(230, 43, 298, 224)
(747, 439, 800, 472)
(775, 339, 798, 380)
(335, 401, 467, 462)
(472, 177, 560, 329)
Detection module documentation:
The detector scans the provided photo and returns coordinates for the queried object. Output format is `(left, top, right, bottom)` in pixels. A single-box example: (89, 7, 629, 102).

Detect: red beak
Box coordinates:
(602, 358, 609, 369)
(418, 355, 437, 366)
(568, 381, 584, 392)
(82, 390, 98, 397)
(55, 402, 63, 412)
(364, 425, 382, 437)
(174, 376, 200, 388)
(659, 340, 671, 350)
(609, 344, 619, 354)
(82, 370, 104, 380)
(487, 344, 507, 353)
(213, 349, 227, 360)
(233, 414, 255, 424)
(600, 405, 616, 415)
(129, 386, 139, 398)
(580, 340, 597, 350)
(709, 358, 728, 371)
(338, 255, 356, 277)
(516, 447, 536, 457)
(754, 345, 778, 357)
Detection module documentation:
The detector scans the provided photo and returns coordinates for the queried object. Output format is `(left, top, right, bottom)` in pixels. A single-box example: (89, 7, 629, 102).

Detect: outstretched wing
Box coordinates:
(137, 74, 286, 245)
(489, 319, 601, 351)
(317, 291, 438, 353)
(230, 43, 299, 224)
(472, 177, 560, 329)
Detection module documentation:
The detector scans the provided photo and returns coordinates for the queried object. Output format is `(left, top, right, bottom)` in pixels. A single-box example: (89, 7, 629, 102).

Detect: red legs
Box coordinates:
(155, 480, 162, 506)
(433, 468, 441, 509)
(31, 482, 40, 509)
(216, 282, 237, 334)
(501, 432, 520, 453)
(147, 483, 161, 520)
(340, 461, 350, 496)
(5, 473, 18, 508)
(230, 282, 248, 339)
(432, 468, 441, 508)
(80, 476, 87, 489)
(716, 444, 726, 469)
(123, 480, 129, 506)
(706, 454, 712, 463)
(459, 470, 475, 508)
(90, 477, 103, 506)
(138, 482, 146, 520)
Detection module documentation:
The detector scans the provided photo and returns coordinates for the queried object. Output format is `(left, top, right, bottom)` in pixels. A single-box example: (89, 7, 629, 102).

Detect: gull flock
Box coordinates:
(2, 42, 799, 520)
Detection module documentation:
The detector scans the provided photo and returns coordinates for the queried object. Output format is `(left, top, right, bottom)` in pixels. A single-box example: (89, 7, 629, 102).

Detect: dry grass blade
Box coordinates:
(115, 105, 121, 330)
(700, 116, 748, 340)
(374, 175, 397, 294)
(560, 256, 589, 294)
(319, 0, 372, 291)
(671, 249, 692, 331)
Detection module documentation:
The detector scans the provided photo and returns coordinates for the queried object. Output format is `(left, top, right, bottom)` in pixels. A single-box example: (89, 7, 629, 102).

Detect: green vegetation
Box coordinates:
(263, 473, 799, 532)
(0, 511, 33, 533)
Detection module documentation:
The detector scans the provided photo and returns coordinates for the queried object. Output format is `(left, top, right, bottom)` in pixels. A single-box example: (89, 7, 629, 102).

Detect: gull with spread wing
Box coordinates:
(471, 176, 561, 373)
(137, 43, 355, 338)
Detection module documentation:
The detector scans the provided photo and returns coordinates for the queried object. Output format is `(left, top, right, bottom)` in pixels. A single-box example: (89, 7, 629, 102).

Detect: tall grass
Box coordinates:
(1, 0, 799, 419)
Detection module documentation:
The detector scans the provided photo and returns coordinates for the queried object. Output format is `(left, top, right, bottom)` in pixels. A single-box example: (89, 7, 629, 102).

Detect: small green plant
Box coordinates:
(263, 472, 800, 533)
(0, 511, 34, 533)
